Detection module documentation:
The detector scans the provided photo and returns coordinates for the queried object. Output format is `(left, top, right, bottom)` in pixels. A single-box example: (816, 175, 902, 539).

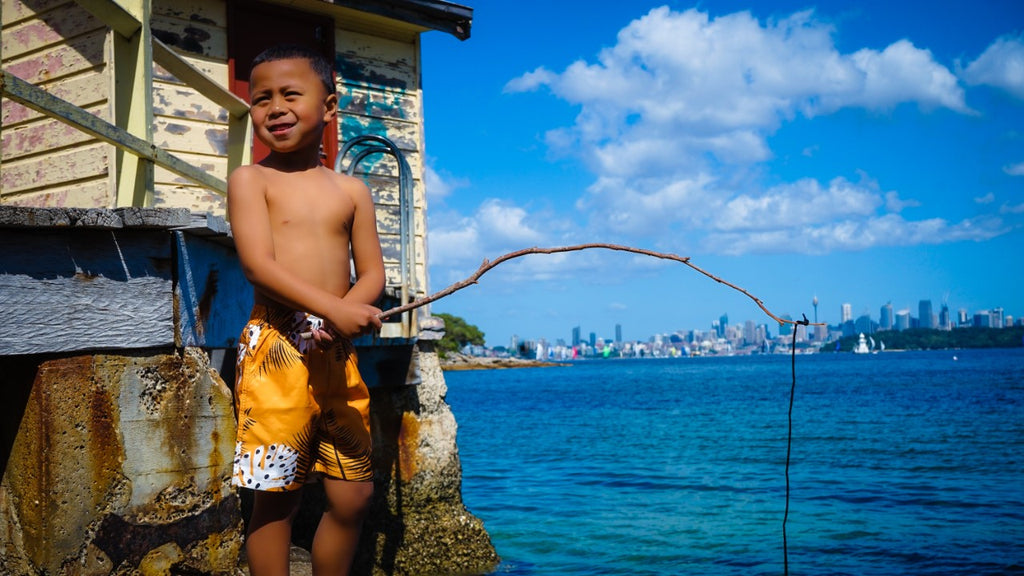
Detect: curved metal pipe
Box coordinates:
(335, 135, 416, 337)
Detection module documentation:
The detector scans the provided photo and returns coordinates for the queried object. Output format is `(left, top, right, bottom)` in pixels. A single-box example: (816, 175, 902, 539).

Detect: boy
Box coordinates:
(228, 44, 385, 576)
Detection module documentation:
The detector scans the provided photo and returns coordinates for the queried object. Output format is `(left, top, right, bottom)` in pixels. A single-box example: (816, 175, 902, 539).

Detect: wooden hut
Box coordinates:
(1, 1, 499, 574)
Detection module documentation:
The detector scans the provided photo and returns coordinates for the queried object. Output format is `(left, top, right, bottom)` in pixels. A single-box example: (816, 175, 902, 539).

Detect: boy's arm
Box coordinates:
(228, 166, 341, 318)
(343, 178, 386, 308)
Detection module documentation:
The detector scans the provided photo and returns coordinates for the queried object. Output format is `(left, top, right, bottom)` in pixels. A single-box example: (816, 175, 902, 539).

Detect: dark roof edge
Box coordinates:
(332, 0, 473, 40)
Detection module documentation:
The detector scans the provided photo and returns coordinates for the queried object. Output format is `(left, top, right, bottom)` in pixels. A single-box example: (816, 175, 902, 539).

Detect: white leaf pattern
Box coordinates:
(233, 441, 299, 490)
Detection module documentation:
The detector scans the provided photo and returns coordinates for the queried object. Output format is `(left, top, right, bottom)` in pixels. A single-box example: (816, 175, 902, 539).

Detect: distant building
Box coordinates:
(895, 310, 911, 331)
(589, 331, 597, 348)
(841, 303, 852, 323)
(779, 314, 793, 337)
(572, 326, 581, 347)
(958, 308, 969, 327)
(939, 304, 951, 331)
(974, 312, 992, 328)
(718, 313, 728, 338)
(615, 323, 622, 344)
(855, 314, 873, 335)
(992, 308, 1005, 328)
(880, 303, 894, 331)
(919, 300, 935, 329)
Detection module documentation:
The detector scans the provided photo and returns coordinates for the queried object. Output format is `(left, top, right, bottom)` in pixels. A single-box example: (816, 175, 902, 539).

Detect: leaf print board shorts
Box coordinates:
(232, 304, 373, 491)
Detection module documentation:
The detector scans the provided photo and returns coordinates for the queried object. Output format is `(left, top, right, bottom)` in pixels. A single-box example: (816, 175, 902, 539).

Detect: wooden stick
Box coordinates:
(378, 243, 823, 327)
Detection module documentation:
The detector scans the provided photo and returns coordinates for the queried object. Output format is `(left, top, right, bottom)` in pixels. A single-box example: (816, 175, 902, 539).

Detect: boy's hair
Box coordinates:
(251, 43, 336, 96)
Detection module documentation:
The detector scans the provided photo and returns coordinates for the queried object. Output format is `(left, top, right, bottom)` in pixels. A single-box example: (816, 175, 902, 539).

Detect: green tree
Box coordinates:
(434, 313, 485, 358)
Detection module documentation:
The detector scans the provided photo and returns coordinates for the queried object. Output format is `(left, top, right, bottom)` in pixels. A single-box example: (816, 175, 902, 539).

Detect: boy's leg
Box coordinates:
(246, 489, 303, 576)
(311, 479, 374, 576)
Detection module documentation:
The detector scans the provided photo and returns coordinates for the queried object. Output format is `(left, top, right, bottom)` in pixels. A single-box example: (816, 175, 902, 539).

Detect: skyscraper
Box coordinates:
(615, 323, 622, 344)
(895, 310, 911, 331)
(572, 326, 581, 347)
(841, 303, 852, 323)
(919, 300, 934, 329)
(880, 302, 894, 331)
(939, 305, 951, 331)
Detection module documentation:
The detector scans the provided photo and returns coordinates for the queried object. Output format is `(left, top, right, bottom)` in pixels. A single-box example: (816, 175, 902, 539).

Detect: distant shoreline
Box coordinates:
(439, 354, 569, 371)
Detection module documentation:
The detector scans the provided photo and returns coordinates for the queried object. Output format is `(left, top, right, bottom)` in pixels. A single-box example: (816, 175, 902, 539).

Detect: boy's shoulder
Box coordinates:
(227, 163, 269, 193)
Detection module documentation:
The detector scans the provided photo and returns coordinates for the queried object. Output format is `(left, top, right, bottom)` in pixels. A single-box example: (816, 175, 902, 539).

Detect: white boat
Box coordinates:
(853, 333, 871, 354)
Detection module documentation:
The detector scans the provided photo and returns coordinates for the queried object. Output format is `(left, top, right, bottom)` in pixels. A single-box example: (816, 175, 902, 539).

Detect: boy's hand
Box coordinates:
(327, 300, 383, 339)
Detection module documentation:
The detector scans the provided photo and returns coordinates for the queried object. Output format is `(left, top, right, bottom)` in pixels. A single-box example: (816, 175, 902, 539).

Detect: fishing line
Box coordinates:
(784, 314, 810, 575)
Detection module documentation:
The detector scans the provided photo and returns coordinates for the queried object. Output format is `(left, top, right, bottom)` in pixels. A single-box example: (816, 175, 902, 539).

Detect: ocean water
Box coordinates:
(444, 348, 1024, 576)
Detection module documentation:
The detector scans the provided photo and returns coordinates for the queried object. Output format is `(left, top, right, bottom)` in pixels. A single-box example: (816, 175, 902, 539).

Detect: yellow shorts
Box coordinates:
(232, 304, 373, 491)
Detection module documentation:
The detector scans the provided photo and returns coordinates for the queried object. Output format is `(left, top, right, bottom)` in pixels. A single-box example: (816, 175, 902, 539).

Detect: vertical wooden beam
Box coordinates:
(110, 0, 154, 207)
(227, 113, 253, 180)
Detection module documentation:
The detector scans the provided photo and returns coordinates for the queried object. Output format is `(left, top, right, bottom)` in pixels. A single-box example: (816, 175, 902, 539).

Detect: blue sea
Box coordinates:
(444, 348, 1024, 576)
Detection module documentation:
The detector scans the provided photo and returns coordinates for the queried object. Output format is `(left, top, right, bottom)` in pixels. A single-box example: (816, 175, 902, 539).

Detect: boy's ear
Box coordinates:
(323, 93, 338, 122)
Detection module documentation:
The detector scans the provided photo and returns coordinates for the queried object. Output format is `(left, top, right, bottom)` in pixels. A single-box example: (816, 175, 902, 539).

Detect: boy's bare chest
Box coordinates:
(265, 187, 354, 234)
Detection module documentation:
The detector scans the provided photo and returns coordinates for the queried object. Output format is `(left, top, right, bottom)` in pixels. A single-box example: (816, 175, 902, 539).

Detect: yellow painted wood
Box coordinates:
(0, 143, 110, 195)
(1, 70, 226, 194)
(154, 153, 227, 183)
(151, 12, 227, 59)
(2, 28, 108, 84)
(152, 37, 247, 118)
(112, 0, 153, 207)
(3, 0, 69, 26)
(0, 107, 103, 159)
(73, 0, 142, 37)
(2, 179, 112, 208)
(2, 4, 104, 55)
(2, 72, 109, 126)
(151, 0, 226, 27)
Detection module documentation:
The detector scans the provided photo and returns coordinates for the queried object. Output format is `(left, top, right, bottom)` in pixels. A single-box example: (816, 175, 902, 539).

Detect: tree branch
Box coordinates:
(378, 243, 824, 327)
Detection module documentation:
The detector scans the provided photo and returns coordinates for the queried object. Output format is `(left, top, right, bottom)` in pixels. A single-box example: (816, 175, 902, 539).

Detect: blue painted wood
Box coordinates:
(174, 231, 253, 349)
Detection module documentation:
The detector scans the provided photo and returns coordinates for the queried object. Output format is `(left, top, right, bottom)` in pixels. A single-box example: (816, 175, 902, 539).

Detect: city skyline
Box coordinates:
(505, 295, 1020, 351)
(421, 1, 1024, 347)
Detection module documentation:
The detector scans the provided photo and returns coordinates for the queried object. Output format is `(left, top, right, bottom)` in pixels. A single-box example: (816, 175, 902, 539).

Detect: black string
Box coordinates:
(784, 314, 809, 575)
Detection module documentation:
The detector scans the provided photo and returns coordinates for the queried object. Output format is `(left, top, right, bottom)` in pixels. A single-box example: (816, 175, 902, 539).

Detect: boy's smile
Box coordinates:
(249, 57, 337, 159)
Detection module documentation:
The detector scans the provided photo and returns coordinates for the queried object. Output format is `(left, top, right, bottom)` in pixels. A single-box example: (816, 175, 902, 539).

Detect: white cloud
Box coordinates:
(961, 35, 1024, 99)
(706, 214, 1007, 255)
(424, 165, 468, 201)
(428, 199, 549, 275)
(507, 6, 969, 181)
(975, 192, 996, 204)
(716, 177, 881, 231)
(843, 40, 969, 112)
(885, 191, 921, 212)
(1004, 162, 1024, 176)
(1001, 202, 1024, 214)
(503, 67, 557, 93)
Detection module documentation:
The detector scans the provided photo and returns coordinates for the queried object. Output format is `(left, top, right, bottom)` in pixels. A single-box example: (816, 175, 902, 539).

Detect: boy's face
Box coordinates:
(248, 57, 337, 156)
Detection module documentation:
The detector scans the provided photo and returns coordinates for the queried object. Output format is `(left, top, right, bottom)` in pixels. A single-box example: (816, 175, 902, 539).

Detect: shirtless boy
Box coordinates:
(228, 44, 385, 576)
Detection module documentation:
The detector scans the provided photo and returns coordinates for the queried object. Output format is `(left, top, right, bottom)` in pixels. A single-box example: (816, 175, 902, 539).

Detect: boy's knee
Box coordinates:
(324, 480, 374, 519)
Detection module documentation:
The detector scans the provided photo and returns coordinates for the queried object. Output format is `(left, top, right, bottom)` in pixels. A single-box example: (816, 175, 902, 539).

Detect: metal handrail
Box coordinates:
(335, 135, 417, 336)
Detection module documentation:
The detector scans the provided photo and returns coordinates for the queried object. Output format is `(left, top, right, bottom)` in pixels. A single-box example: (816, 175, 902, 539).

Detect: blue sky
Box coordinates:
(418, 0, 1024, 347)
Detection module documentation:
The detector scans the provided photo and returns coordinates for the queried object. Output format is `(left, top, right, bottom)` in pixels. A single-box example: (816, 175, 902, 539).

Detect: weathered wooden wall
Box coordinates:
(150, 0, 232, 215)
(1, 0, 115, 207)
(336, 25, 428, 297)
